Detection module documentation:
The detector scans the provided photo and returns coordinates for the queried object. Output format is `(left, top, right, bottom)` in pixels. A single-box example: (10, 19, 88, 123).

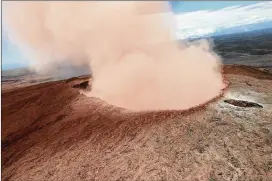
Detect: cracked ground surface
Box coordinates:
(2, 65, 272, 181)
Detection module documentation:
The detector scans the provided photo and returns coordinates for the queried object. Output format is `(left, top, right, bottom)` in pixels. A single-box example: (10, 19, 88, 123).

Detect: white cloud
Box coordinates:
(174, 2, 272, 39)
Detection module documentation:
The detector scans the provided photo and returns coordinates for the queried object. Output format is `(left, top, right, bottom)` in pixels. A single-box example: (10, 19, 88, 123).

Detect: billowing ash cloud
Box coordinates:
(3, 1, 226, 111)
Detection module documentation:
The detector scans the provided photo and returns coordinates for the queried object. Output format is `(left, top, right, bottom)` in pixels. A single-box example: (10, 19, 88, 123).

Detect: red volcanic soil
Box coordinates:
(2, 65, 272, 181)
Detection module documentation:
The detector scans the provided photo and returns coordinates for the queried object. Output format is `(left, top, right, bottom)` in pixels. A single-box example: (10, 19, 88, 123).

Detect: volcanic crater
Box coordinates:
(2, 65, 272, 181)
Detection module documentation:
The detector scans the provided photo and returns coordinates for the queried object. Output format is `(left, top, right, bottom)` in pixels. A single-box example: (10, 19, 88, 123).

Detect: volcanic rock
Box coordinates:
(1, 65, 272, 181)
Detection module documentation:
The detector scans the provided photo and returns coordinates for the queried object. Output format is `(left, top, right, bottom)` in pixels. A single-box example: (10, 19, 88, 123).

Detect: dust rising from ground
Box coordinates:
(3, 1, 225, 111)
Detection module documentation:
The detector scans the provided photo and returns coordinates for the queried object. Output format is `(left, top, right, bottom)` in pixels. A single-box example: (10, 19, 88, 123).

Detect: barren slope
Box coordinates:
(2, 65, 272, 181)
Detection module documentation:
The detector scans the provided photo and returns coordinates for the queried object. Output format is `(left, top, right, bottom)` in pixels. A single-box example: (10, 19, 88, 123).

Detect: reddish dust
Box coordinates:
(3, 1, 225, 111)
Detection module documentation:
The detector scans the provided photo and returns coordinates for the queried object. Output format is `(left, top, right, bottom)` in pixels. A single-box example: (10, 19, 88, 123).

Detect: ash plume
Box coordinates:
(3, 1, 226, 111)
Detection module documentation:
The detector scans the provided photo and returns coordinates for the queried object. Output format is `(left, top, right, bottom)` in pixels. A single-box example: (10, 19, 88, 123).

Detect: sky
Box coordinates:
(2, 1, 272, 70)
